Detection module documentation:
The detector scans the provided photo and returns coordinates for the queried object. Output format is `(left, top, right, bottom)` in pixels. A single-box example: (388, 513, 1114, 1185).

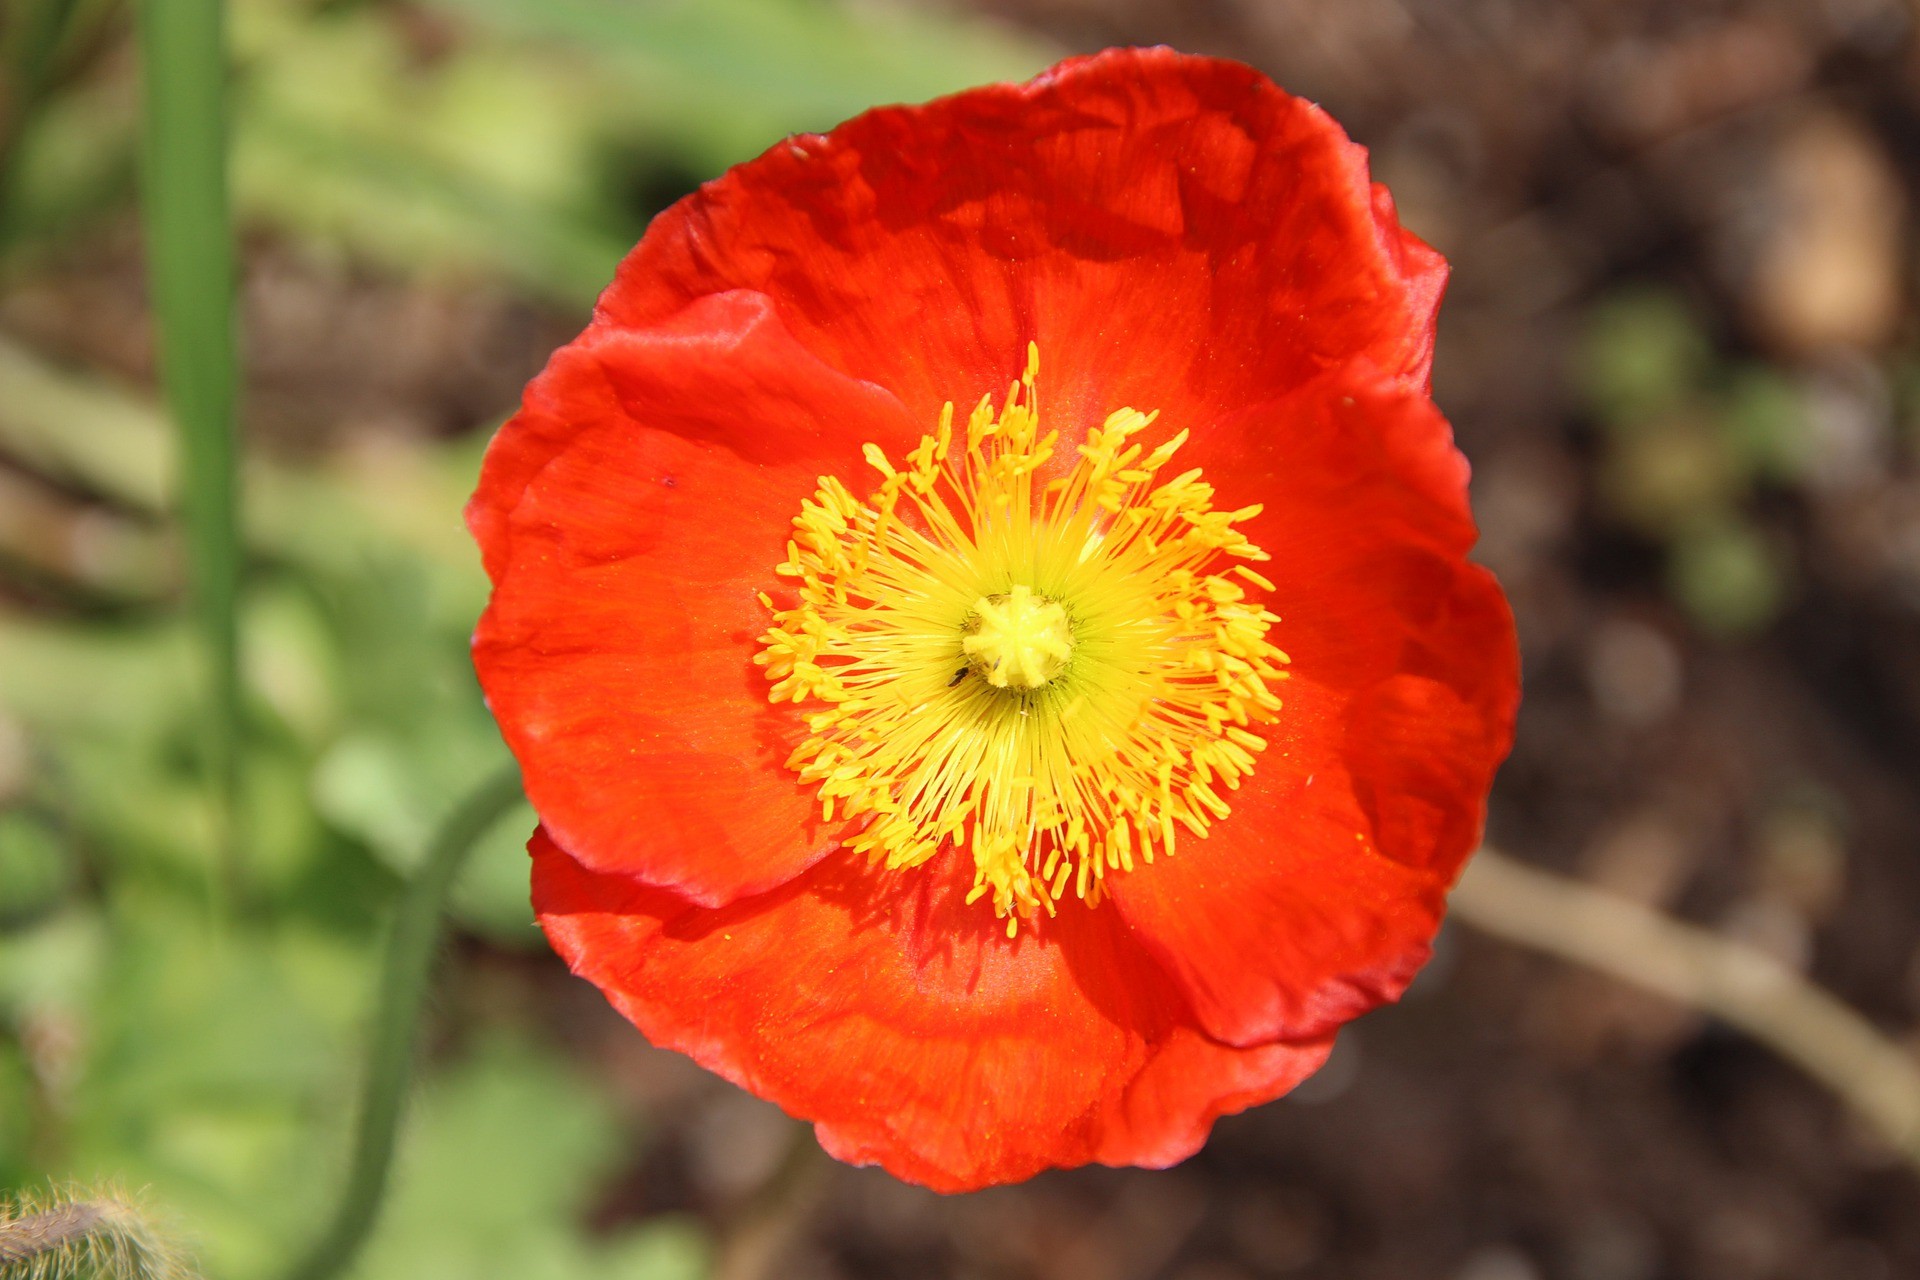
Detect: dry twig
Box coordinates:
(1452, 846, 1920, 1170)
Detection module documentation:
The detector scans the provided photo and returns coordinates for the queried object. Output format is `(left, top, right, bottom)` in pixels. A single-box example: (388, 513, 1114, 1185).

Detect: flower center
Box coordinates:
(755, 345, 1289, 932)
(964, 587, 1073, 689)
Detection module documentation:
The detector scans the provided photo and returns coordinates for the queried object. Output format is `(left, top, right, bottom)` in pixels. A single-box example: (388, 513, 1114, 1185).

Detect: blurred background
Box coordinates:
(1, 0, 1918, 1277)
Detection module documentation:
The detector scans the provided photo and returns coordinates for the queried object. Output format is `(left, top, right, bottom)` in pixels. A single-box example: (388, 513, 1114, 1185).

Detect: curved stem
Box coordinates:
(284, 763, 525, 1280)
(1451, 846, 1920, 1169)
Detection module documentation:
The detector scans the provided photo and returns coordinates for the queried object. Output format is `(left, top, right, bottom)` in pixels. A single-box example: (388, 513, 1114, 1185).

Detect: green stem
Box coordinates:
(285, 763, 525, 1280)
(136, 0, 244, 910)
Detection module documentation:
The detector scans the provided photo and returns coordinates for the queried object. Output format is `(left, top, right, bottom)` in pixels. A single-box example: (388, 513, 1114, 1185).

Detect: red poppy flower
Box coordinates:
(470, 47, 1519, 1191)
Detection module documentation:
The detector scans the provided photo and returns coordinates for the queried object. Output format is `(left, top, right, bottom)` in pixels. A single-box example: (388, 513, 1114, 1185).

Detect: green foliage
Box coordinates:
(1581, 286, 1807, 636)
(0, 812, 72, 926)
(0, 299, 670, 1280)
(1887, 355, 1920, 462)
(313, 735, 540, 944)
(0, 0, 140, 255)
(0, 1041, 32, 1187)
(286, 765, 525, 1280)
(302, 554, 533, 944)
(444, 0, 1052, 161)
(1668, 518, 1786, 640)
(234, 2, 632, 307)
(6, 0, 1054, 296)
(0, 0, 91, 237)
(2, 2, 85, 134)
(1597, 410, 1740, 536)
(60, 897, 364, 1276)
(352, 1039, 707, 1280)
(1723, 367, 1810, 481)
(221, 0, 1053, 307)
(1580, 288, 1714, 427)
(0, 0, 1062, 1273)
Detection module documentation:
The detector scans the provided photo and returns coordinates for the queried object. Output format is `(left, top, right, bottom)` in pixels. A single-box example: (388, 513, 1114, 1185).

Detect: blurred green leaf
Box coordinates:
(351, 1036, 694, 1280)
(311, 731, 535, 945)
(0, 74, 137, 253)
(88, 910, 342, 1113)
(1582, 288, 1713, 429)
(1597, 412, 1740, 537)
(441, 0, 1053, 163)
(223, 0, 1052, 305)
(239, 102, 630, 308)
(0, 906, 106, 1021)
(595, 1218, 711, 1280)
(0, 614, 197, 738)
(0, 610, 338, 898)
(0, 1037, 35, 1184)
(312, 736, 437, 865)
(0, 337, 174, 511)
(59, 897, 376, 1275)
(1669, 517, 1787, 638)
(376, 1037, 614, 1232)
(245, 581, 346, 749)
(0, 810, 73, 925)
(450, 808, 541, 943)
(0, 0, 84, 204)
(1723, 367, 1810, 482)
(301, 542, 535, 944)
(1887, 355, 1920, 463)
(232, 1, 630, 306)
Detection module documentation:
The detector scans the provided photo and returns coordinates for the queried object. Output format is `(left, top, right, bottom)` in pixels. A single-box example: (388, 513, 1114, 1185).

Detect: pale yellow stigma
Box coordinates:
(964, 586, 1073, 689)
(754, 344, 1289, 930)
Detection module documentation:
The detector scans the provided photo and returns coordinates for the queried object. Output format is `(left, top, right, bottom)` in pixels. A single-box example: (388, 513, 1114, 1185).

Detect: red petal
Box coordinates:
(1088, 1023, 1334, 1171)
(593, 48, 1441, 439)
(1109, 381, 1519, 1046)
(532, 830, 1332, 1191)
(1191, 378, 1502, 695)
(471, 292, 920, 904)
(1105, 664, 1505, 1046)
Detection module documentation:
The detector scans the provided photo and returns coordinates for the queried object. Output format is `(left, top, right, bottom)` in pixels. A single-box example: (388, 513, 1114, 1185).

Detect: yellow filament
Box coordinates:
(753, 344, 1289, 927)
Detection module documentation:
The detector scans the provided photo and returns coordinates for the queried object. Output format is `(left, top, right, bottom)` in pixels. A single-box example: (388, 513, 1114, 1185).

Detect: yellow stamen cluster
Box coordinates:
(755, 346, 1290, 932)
